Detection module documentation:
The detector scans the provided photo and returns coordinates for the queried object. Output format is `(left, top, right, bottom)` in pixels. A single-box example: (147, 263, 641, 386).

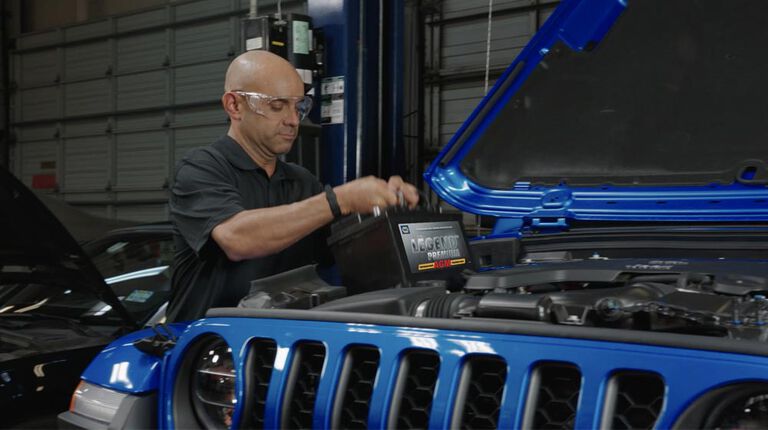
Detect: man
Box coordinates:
(166, 51, 419, 322)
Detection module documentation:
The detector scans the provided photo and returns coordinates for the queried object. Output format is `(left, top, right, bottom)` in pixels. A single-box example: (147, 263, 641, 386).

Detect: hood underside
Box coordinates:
(0, 167, 137, 328)
(425, 0, 768, 225)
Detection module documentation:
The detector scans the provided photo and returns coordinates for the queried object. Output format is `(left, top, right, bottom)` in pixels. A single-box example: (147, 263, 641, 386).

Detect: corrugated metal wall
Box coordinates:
(0, 2, 9, 169)
(10, 0, 306, 222)
(10, 0, 554, 223)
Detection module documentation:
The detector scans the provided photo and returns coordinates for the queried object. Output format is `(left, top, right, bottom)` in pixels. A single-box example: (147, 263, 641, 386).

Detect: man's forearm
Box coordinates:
(212, 192, 333, 261)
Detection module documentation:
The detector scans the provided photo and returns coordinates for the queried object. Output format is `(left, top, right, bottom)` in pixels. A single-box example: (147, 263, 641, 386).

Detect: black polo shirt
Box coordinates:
(167, 135, 332, 322)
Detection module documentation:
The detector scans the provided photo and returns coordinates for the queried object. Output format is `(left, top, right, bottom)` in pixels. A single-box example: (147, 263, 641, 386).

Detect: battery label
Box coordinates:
(398, 221, 469, 273)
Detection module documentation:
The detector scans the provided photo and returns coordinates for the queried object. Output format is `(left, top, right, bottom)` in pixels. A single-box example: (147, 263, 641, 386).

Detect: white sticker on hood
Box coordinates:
(124, 290, 153, 303)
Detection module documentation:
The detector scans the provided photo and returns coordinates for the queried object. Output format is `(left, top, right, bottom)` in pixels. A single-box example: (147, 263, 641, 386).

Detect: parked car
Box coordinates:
(0, 167, 174, 426)
(59, 0, 768, 429)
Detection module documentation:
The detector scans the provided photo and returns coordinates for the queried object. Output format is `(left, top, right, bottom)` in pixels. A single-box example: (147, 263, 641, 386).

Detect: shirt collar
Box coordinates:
(214, 135, 288, 179)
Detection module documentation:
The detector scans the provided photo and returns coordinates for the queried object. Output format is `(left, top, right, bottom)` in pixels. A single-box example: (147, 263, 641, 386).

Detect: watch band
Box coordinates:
(324, 184, 342, 218)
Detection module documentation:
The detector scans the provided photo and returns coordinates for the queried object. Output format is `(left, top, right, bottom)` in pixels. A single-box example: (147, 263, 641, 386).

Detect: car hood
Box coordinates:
(0, 167, 138, 328)
(34, 191, 137, 243)
(424, 0, 768, 235)
(0, 324, 112, 362)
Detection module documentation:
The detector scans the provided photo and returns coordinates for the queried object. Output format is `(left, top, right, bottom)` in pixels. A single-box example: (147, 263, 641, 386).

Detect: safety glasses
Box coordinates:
(232, 90, 314, 121)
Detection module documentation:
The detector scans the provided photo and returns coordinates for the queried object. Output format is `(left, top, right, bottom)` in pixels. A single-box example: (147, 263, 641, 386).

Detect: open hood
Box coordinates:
(34, 191, 137, 243)
(0, 167, 139, 329)
(425, 0, 768, 235)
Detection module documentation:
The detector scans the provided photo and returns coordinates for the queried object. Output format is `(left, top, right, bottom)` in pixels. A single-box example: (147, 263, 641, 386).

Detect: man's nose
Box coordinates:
(283, 107, 300, 126)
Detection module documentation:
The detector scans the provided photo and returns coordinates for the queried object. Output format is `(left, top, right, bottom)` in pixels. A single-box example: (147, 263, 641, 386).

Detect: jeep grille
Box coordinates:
(389, 349, 441, 430)
(332, 345, 381, 429)
(523, 362, 582, 430)
(281, 342, 326, 430)
(180, 315, 742, 429)
(453, 355, 508, 429)
(248, 338, 277, 429)
(603, 372, 665, 430)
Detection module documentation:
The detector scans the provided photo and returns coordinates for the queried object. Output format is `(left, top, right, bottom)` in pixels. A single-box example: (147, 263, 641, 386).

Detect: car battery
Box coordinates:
(327, 208, 473, 294)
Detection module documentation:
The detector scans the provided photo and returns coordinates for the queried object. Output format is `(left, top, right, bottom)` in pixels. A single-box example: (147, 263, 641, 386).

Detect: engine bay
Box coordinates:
(419, 258, 768, 342)
(242, 257, 768, 342)
(233, 209, 768, 342)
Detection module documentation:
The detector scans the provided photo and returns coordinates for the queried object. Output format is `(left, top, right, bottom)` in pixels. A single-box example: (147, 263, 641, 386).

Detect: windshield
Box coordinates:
(462, 0, 768, 188)
(0, 231, 173, 325)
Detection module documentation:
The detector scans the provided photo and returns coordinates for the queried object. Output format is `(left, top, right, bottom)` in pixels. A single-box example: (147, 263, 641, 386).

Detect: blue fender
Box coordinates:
(81, 323, 190, 393)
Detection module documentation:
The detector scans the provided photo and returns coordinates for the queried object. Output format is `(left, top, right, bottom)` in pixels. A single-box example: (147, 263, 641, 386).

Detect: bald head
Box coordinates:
(224, 50, 304, 95)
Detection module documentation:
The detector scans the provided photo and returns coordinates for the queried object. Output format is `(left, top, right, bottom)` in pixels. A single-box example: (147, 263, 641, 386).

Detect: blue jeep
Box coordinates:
(58, 0, 768, 428)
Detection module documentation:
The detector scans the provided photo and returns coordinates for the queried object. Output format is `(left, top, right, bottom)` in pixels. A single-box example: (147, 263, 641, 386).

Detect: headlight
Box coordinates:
(710, 392, 768, 429)
(190, 337, 237, 429)
(69, 380, 128, 423)
(674, 383, 768, 429)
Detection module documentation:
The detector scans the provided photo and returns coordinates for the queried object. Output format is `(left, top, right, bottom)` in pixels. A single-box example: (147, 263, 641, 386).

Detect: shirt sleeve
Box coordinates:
(170, 151, 243, 255)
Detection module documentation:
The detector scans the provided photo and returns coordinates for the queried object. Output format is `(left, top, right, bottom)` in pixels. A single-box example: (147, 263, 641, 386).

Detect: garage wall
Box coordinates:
(11, 0, 555, 223)
(10, 0, 307, 222)
(0, 2, 13, 169)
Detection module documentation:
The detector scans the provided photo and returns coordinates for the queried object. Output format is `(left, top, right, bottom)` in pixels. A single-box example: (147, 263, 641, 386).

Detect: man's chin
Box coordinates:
(271, 138, 295, 154)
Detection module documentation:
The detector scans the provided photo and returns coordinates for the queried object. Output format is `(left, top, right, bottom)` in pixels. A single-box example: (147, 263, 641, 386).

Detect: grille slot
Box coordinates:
(523, 362, 582, 430)
(281, 342, 326, 430)
(601, 372, 665, 430)
(388, 349, 441, 430)
(246, 338, 277, 429)
(452, 355, 508, 430)
(332, 345, 381, 429)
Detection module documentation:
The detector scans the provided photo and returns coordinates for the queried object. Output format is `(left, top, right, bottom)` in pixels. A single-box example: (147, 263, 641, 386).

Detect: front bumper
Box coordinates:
(57, 392, 156, 430)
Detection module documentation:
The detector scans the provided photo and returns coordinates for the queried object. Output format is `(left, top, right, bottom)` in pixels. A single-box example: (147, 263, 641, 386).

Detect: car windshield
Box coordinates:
(0, 232, 173, 326)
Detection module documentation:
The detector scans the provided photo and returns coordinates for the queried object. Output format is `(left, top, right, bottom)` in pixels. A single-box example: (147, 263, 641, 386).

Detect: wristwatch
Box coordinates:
(324, 184, 342, 218)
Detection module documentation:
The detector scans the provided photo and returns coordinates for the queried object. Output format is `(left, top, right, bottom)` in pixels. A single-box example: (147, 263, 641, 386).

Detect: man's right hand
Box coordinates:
(333, 176, 400, 215)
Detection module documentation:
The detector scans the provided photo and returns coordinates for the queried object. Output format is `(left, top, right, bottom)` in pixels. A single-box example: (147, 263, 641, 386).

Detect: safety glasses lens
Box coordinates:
(239, 92, 313, 120)
(296, 96, 313, 120)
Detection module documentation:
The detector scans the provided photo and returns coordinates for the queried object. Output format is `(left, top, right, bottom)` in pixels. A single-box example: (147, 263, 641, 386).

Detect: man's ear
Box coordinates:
(221, 92, 242, 120)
